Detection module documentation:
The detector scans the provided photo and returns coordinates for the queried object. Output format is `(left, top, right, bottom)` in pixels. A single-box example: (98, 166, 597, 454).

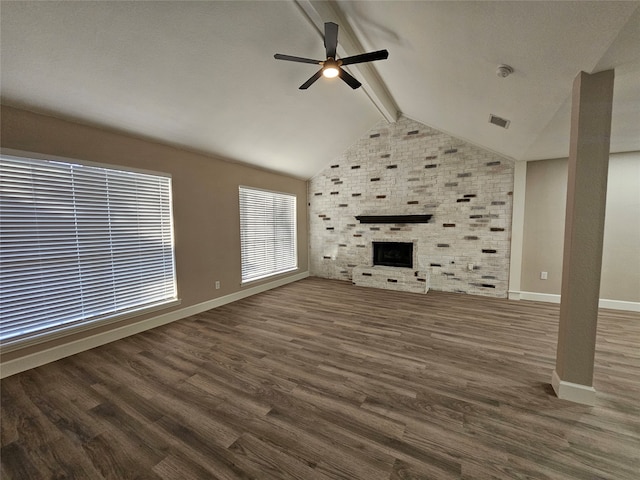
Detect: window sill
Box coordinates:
(0, 298, 182, 354)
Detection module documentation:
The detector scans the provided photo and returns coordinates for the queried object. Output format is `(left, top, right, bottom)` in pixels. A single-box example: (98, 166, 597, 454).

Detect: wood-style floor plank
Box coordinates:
(2, 277, 640, 479)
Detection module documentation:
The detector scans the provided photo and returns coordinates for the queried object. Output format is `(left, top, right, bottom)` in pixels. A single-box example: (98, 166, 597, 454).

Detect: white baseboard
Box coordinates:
(598, 298, 640, 312)
(551, 369, 596, 406)
(519, 291, 561, 304)
(0, 271, 309, 378)
(514, 291, 640, 312)
(507, 291, 521, 300)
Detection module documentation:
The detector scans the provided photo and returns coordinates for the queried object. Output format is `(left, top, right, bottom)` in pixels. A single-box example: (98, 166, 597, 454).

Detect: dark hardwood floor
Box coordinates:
(2, 277, 639, 479)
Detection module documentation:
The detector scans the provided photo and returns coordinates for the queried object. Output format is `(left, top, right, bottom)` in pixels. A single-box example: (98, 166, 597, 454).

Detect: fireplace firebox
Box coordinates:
(373, 242, 413, 268)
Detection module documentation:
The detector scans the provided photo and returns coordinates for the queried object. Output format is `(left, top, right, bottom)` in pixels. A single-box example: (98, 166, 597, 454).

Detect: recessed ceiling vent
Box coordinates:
(489, 114, 510, 129)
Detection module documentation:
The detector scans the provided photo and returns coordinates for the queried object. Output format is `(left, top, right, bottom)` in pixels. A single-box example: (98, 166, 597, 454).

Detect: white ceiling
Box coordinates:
(1, 1, 639, 179)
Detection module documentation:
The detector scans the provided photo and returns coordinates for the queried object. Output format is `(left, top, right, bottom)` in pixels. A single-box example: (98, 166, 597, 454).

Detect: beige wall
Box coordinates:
(0, 105, 309, 363)
(521, 152, 640, 302)
(601, 152, 640, 300)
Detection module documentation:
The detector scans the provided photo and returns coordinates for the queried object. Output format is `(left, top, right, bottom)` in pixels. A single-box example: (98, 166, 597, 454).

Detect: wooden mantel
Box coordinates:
(355, 214, 433, 224)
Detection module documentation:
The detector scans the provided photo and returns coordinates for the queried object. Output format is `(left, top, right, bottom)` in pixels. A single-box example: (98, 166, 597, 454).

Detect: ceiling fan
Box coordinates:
(274, 22, 389, 90)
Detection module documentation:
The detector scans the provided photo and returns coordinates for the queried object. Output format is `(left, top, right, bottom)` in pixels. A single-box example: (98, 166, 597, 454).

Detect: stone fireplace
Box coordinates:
(309, 116, 514, 298)
(352, 239, 428, 294)
(373, 241, 413, 268)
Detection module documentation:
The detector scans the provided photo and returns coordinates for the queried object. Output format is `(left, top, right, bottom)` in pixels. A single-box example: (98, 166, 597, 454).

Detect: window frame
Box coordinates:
(239, 185, 298, 284)
(0, 150, 180, 352)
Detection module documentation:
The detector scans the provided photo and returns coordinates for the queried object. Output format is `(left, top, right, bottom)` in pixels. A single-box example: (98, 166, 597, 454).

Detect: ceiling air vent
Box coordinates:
(489, 114, 510, 129)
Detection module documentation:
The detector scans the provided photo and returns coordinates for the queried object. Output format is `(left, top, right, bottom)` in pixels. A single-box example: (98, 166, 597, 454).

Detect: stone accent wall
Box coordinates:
(309, 116, 514, 298)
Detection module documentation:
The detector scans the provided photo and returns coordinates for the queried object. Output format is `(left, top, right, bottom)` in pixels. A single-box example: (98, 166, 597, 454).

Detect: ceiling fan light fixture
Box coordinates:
(322, 58, 340, 78)
(322, 66, 339, 78)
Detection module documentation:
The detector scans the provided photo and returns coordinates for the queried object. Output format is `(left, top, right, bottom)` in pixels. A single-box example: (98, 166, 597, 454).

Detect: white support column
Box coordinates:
(552, 69, 614, 406)
(508, 160, 527, 300)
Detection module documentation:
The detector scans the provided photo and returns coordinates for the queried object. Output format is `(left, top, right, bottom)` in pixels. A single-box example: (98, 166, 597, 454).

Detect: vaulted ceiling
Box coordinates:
(2, 1, 639, 179)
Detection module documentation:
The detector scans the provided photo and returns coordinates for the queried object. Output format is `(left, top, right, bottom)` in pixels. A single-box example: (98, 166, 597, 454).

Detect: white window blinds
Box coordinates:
(0, 154, 177, 349)
(239, 186, 297, 283)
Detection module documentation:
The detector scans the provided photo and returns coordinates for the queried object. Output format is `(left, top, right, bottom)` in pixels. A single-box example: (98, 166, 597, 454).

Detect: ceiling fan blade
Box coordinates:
(324, 22, 338, 59)
(299, 69, 324, 90)
(338, 68, 361, 89)
(340, 49, 389, 66)
(274, 53, 322, 65)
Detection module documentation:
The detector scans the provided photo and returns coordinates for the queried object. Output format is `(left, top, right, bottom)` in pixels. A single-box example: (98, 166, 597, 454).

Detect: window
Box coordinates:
(239, 186, 297, 283)
(0, 153, 178, 350)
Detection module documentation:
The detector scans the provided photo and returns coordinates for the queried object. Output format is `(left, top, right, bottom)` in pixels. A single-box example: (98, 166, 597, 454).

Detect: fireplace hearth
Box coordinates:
(373, 242, 413, 268)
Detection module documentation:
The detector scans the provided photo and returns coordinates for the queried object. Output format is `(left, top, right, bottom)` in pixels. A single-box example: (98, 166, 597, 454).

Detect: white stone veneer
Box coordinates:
(309, 116, 515, 298)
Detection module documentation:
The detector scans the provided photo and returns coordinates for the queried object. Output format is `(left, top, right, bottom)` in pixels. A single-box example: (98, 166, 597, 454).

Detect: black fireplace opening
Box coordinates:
(373, 242, 413, 268)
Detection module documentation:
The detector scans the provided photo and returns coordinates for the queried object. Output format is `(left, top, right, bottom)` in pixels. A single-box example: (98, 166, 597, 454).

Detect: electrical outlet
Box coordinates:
(540, 272, 548, 280)
(215, 281, 220, 289)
